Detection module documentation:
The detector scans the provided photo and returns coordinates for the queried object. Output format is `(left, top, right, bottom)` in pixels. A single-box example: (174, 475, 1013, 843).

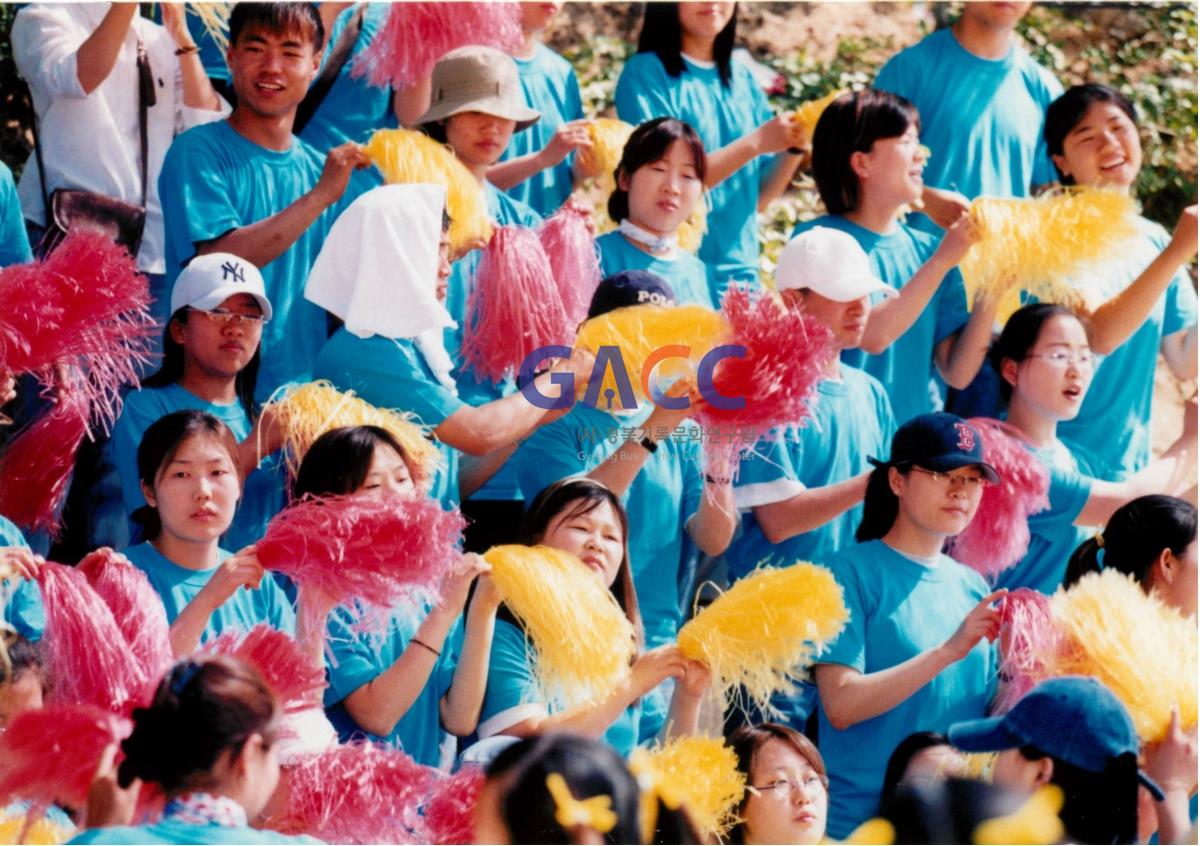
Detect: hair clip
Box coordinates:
(1094, 531, 1105, 549)
(973, 784, 1064, 845)
(168, 660, 201, 697)
(545, 772, 617, 835)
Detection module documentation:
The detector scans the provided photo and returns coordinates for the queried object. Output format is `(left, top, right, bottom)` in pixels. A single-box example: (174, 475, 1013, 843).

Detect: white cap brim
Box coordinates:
(184, 285, 273, 322)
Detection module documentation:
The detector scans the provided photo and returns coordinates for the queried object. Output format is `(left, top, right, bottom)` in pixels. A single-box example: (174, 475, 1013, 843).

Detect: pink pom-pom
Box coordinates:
(0, 393, 88, 537)
(993, 589, 1062, 713)
(461, 226, 575, 383)
(699, 287, 835, 476)
(538, 202, 602, 326)
(352, 3, 523, 90)
(0, 703, 131, 809)
(264, 743, 436, 844)
(78, 548, 173, 684)
(947, 418, 1051, 576)
(200, 625, 325, 713)
(423, 767, 486, 845)
(256, 493, 465, 636)
(37, 561, 151, 712)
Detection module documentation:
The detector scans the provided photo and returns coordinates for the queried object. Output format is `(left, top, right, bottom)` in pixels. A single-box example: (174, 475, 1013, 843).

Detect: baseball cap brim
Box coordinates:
(187, 285, 273, 322)
(415, 96, 540, 132)
(866, 454, 1000, 484)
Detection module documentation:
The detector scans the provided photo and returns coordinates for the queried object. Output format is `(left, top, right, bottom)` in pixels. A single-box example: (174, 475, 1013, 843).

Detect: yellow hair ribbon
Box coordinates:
(545, 772, 618, 835)
(973, 784, 1065, 845)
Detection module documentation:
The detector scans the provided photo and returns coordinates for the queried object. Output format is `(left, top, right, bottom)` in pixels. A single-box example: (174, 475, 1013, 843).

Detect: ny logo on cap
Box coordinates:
(221, 261, 246, 284)
(954, 422, 976, 452)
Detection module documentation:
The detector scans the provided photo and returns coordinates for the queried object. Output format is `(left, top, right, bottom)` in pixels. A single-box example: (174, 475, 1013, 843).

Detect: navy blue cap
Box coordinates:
(948, 676, 1164, 800)
(586, 270, 676, 319)
(870, 412, 1000, 484)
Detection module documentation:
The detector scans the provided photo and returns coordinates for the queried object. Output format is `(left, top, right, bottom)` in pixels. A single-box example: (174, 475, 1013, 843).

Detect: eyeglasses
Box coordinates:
(190, 307, 267, 327)
(908, 466, 989, 491)
(750, 776, 825, 800)
(1025, 350, 1096, 370)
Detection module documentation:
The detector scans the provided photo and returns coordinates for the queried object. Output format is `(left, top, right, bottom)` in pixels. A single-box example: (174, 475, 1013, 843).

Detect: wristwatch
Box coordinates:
(638, 434, 658, 454)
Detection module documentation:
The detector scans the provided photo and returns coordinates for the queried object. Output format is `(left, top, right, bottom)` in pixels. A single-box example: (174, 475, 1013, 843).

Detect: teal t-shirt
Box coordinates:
(595, 231, 714, 309)
(110, 384, 287, 552)
(816, 540, 998, 838)
(479, 618, 640, 757)
(728, 365, 895, 581)
(313, 330, 464, 508)
(70, 821, 319, 844)
(0, 516, 43, 641)
(0, 160, 31, 267)
(512, 404, 703, 649)
(500, 44, 585, 216)
(324, 600, 461, 767)
(794, 215, 970, 425)
(298, 3, 398, 155)
(994, 439, 1093, 595)
(616, 52, 773, 296)
(159, 119, 378, 403)
(875, 27, 1062, 234)
(1057, 217, 1198, 481)
(124, 541, 295, 644)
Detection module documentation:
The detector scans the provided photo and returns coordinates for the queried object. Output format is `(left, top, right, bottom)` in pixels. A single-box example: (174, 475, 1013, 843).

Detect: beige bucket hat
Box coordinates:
(415, 45, 541, 131)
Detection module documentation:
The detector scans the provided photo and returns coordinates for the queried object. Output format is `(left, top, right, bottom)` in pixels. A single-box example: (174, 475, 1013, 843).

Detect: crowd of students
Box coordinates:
(0, 1, 1196, 843)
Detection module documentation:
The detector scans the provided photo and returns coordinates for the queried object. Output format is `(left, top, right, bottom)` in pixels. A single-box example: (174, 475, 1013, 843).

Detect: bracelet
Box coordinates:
(175, 44, 199, 56)
(704, 474, 732, 486)
(637, 434, 658, 454)
(410, 637, 441, 658)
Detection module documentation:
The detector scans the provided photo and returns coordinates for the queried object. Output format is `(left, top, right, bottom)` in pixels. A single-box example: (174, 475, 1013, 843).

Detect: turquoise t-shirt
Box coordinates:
(479, 618, 640, 757)
(0, 516, 43, 641)
(442, 183, 542, 502)
(110, 384, 287, 552)
(816, 540, 998, 838)
(994, 439, 1093, 595)
(616, 52, 773, 297)
(875, 27, 1062, 234)
(794, 215, 970, 425)
(595, 231, 714, 309)
(0, 160, 31, 267)
(500, 44, 584, 216)
(298, 3, 398, 155)
(124, 541, 294, 644)
(159, 119, 378, 403)
(71, 821, 319, 844)
(313, 330, 464, 508)
(324, 600, 460, 767)
(728, 365, 895, 581)
(512, 404, 703, 650)
(1057, 217, 1198, 481)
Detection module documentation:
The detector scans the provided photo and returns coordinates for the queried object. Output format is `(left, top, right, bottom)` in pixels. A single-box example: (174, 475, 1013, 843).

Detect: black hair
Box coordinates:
(880, 732, 951, 811)
(485, 733, 700, 844)
(1064, 495, 1197, 591)
(856, 463, 911, 542)
(133, 410, 243, 540)
(0, 630, 45, 690)
(607, 118, 708, 223)
(420, 120, 449, 144)
(811, 89, 920, 215)
(990, 303, 1090, 403)
(1045, 84, 1139, 185)
(1017, 744, 1139, 844)
(228, 2, 323, 51)
(141, 307, 261, 422)
(636, 2, 737, 88)
(727, 723, 829, 845)
(119, 656, 279, 793)
(878, 777, 1026, 844)
(519, 479, 643, 651)
(292, 425, 419, 501)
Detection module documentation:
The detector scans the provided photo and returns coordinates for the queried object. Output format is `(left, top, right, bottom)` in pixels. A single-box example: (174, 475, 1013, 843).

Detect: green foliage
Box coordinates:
(0, 4, 32, 178)
(561, 35, 634, 119)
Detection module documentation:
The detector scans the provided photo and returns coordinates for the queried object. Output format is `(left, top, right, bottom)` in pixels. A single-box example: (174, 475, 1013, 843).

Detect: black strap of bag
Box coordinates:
(293, 4, 367, 135)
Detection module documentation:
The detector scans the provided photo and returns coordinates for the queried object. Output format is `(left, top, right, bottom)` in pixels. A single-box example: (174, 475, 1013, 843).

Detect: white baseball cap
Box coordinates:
(170, 252, 273, 321)
(775, 227, 897, 302)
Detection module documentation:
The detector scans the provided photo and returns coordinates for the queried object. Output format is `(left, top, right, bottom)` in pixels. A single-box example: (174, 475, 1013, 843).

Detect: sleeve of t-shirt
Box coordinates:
(158, 131, 244, 255)
(351, 341, 467, 428)
(873, 49, 916, 99)
(513, 418, 586, 502)
(615, 56, 673, 125)
(0, 164, 32, 267)
(1030, 463, 1092, 534)
(323, 605, 387, 705)
(876, 383, 898, 447)
(735, 432, 805, 510)
(478, 619, 547, 737)
(934, 266, 971, 343)
(1163, 270, 1198, 337)
(815, 557, 866, 671)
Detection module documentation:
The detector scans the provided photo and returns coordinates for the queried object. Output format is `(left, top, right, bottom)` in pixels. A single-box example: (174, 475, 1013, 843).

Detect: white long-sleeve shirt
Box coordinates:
(13, 3, 230, 273)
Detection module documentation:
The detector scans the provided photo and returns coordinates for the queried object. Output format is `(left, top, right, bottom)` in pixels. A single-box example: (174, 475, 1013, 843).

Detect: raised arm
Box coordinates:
(752, 473, 870, 544)
(487, 120, 592, 191)
(440, 571, 503, 735)
(76, 3, 139, 95)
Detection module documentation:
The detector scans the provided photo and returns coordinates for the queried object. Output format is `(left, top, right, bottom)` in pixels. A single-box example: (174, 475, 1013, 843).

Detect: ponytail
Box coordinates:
(856, 464, 904, 542)
(1062, 536, 1104, 589)
(1063, 495, 1197, 591)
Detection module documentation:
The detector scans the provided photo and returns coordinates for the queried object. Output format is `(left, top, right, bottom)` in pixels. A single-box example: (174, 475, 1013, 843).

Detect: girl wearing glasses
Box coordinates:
(990, 302, 1197, 595)
(728, 723, 829, 845)
(811, 412, 1004, 838)
(112, 252, 284, 551)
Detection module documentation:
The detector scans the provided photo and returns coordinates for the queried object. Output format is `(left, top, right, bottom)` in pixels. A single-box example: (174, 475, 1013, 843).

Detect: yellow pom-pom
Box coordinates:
(578, 118, 635, 184)
(0, 811, 72, 844)
(1049, 569, 1197, 742)
(266, 381, 443, 487)
(840, 817, 897, 845)
(573, 304, 729, 410)
(364, 128, 493, 255)
(484, 545, 635, 708)
(677, 202, 708, 254)
(960, 188, 1139, 313)
(973, 784, 1065, 846)
(790, 89, 845, 135)
(630, 736, 746, 839)
(677, 562, 849, 710)
(188, 3, 232, 52)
